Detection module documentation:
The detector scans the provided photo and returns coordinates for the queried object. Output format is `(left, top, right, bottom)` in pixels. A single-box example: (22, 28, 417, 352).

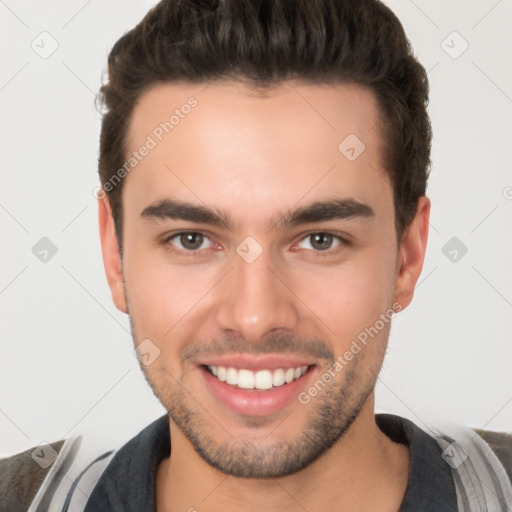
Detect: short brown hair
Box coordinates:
(98, 0, 431, 247)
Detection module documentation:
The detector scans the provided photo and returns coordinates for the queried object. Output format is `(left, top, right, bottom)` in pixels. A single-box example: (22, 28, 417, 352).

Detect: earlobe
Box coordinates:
(393, 196, 431, 310)
(98, 195, 128, 314)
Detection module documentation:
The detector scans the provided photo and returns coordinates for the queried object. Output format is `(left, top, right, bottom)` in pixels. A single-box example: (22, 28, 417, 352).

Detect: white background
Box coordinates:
(1, 0, 511, 457)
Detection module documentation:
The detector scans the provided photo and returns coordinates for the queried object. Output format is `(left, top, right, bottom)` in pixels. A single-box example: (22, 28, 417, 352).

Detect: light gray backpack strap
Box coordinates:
(59, 447, 117, 512)
(27, 434, 119, 512)
(431, 425, 512, 512)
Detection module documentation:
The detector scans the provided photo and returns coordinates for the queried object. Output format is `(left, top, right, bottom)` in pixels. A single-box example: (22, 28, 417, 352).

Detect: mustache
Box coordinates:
(179, 331, 335, 364)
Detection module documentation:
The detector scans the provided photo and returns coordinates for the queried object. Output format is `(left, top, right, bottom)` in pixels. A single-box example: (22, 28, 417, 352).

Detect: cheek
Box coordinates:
(291, 244, 397, 344)
(123, 246, 219, 346)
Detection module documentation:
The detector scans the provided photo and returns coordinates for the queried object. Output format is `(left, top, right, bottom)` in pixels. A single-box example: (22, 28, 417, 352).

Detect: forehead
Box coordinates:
(123, 81, 391, 227)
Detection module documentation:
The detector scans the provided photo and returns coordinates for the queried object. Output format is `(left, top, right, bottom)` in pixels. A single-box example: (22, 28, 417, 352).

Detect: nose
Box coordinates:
(214, 246, 300, 344)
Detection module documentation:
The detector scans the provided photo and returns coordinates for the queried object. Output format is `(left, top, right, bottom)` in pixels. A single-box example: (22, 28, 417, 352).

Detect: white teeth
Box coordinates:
(255, 370, 273, 390)
(226, 367, 238, 385)
(238, 369, 255, 389)
(217, 366, 226, 382)
(272, 368, 285, 387)
(207, 365, 309, 390)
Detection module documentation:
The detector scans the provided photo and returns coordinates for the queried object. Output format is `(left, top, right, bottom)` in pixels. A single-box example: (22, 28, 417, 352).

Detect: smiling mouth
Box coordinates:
(205, 365, 310, 391)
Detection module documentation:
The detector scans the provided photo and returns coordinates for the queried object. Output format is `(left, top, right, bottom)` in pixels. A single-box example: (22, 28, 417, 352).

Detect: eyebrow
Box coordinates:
(140, 197, 374, 230)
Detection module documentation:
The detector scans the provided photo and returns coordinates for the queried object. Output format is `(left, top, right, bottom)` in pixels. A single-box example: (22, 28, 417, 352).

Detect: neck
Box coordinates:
(156, 398, 410, 512)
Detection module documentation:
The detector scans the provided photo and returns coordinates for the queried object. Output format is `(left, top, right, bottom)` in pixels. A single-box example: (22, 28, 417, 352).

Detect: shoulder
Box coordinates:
(0, 440, 65, 512)
(474, 428, 512, 483)
(378, 413, 512, 481)
(0, 418, 166, 512)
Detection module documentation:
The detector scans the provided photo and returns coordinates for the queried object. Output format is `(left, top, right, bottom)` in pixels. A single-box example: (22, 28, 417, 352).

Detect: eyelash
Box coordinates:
(161, 231, 351, 257)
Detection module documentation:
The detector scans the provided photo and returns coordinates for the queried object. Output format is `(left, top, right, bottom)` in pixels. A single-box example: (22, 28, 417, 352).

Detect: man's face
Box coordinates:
(104, 81, 412, 477)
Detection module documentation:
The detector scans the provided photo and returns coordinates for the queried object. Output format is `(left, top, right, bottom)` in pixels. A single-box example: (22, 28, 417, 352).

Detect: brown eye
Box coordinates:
(310, 233, 333, 251)
(297, 233, 343, 252)
(166, 232, 213, 252)
(179, 232, 204, 250)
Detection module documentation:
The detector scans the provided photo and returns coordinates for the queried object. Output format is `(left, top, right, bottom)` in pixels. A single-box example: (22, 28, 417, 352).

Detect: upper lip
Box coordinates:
(196, 354, 315, 372)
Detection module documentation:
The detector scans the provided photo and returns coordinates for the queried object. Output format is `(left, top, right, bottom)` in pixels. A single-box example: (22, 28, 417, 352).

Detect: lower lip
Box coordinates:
(199, 366, 314, 416)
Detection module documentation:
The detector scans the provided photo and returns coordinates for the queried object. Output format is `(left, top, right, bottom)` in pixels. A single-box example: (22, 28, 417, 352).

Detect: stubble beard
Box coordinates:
(142, 352, 383, 478)
(127, 291, 388, 479)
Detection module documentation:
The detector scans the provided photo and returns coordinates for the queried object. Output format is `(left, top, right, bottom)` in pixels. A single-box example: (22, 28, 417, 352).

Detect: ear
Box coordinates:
(98, 195, 127, 314)
(393, 196, 430, 310)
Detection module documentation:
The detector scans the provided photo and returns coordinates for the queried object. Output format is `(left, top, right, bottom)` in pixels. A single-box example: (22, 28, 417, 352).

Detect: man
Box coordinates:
(1, 0, 511, 511)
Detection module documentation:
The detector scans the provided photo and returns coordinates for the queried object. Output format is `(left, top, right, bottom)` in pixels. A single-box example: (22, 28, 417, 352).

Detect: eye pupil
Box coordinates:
(311, 233, 332, 250)
(180, 233, 203, 250)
